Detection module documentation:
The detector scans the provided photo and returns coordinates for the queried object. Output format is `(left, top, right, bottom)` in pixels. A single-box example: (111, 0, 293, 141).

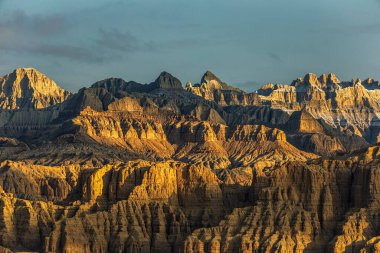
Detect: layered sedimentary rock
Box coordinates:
(0, 161, 249, 252)
(0, 160, 78, 201)
(1, 151, 380, 252)
(67, 107, 316, 169)
(0, 68, 71, 139)
(186, 71, 260, 106)
(0, 68, 380, 252)
(185, 156, 380, 253)
(71, 108, 175, 159)
(91, 71, 183, 95)
(284, 110, 369, 156)
(258, 73, 380, 142)
(0, 68, 70, 110)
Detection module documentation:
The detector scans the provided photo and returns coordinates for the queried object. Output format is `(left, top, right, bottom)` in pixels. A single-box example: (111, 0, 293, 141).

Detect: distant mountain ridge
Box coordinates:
(0, 68, 70, 110)
(1, 67, 380, 155)
(91, 71, 183, 95)
(257, 73, 380, 136)
(1, 67, 380, 252)
(186, 70, 260, 106)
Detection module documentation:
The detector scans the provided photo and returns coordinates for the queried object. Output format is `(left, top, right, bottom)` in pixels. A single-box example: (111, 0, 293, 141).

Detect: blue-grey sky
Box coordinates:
(0, 0, 380, 92)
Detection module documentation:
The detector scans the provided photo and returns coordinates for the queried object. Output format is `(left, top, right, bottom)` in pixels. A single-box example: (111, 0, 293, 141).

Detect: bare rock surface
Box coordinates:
(0, 68, 380, 252)
(0, 68, 70, 110)
(186, 71, 260, 106)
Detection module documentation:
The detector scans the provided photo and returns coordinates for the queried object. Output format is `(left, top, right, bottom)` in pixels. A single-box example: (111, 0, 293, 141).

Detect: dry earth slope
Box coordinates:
(0, 68, 379, 252)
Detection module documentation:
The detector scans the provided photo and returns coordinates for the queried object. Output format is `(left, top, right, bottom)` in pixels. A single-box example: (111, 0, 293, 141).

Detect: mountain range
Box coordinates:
(0, 68, 380, 252)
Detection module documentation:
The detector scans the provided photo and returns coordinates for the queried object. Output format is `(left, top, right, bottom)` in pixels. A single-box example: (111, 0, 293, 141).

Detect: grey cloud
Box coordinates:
(30, 44, 105, 63)
(0, 10, 69, 37)
(95, 28, 158, 56)
(96, 28, 139, 52)
(0, 11, 105, 63)
(0, 41, 105, 63)
(268, 52, 283, 63)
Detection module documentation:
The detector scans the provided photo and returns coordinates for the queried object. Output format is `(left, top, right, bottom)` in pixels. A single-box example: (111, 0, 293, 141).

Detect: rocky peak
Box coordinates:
(364, 78, 376, 84)
(291, 73, 341, 90)
(185, 70, 260, 106)
(363, 78, 380, 89)
(353, 78, 362, 85)
(90, 77, 143, 95)
(0, 68, 70, 110)
(199, 70, 241, 91)
(304, 73, 319, 87)
(201, 70, 222, 84)
(152, 71, 183, 90)
(318, 73, 340, 86)
(291, 74, 317, 88)
(328, 73, 340, 84)
(91, 77, 128, 90)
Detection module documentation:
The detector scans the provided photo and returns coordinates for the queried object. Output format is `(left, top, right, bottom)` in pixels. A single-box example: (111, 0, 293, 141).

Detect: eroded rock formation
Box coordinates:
(0, 68, 70, 110)
(186, 71, 260, 106)
(0, 68, 379, 252)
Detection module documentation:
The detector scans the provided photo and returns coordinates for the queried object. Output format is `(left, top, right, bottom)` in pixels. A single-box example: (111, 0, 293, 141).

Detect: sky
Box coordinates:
(0, 0, 380, 92)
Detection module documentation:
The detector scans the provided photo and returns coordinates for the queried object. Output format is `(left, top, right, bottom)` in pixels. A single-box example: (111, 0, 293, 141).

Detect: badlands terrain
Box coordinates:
(0, 67, 380, 252)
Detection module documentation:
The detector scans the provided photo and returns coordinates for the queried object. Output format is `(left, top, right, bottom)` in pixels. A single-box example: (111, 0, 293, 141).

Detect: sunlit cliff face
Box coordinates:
(0, 68, 70, 110)
(0, 67, 380, 252)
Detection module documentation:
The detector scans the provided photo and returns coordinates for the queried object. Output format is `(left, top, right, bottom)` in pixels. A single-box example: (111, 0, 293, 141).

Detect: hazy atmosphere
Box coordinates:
(3, 1, 380, 252)
(1, 0, 380, 91)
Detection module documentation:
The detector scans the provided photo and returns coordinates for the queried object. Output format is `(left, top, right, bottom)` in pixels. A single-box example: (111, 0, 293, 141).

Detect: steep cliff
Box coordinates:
(258, 73, 380, 143)
(0, 68, 70, 110)
(0, 68, 380, 252)
(185, 156, 380, 253)
(186, 71, 260, 106)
